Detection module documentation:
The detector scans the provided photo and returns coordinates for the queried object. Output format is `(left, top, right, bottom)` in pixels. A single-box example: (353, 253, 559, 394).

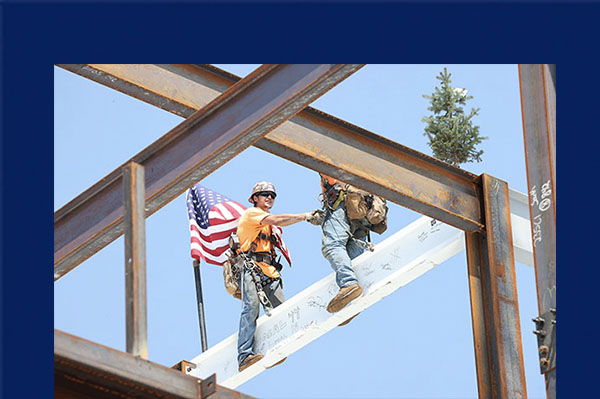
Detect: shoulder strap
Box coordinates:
(248, 226, 276, 257)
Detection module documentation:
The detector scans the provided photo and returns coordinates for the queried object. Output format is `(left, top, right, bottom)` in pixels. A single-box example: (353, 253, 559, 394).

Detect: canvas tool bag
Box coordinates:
(343, 184, 389, 234)
(223, 249, 243, 300)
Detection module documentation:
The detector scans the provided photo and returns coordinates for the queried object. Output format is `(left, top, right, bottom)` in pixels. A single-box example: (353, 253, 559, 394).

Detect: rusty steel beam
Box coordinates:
(518, 64, 556, 398)
(54, 64, 363, 280)
(58, 64, 484, 232)
(256, 109, 483, 231)
(465, 174, 526, 399)
(55, 329, 253, 399)
(123, 162, 148, 359)
(57, 64, 236, 119)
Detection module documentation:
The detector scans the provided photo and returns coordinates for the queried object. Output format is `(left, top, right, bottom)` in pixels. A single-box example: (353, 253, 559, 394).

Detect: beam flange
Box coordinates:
(57, 64, 484, 234)
(54, 64, 363, 280)
(519, 63, 556, 398)
(465, 174, 526, 399)
(256, 107, 483, 231)
(54, 329, 253, 399)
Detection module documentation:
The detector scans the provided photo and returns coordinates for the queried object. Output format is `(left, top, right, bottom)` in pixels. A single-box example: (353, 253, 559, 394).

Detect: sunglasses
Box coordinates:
(257, 191, 276, 199)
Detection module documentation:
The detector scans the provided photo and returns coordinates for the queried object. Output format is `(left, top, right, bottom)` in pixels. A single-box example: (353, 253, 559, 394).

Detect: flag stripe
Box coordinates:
(190, 236, 231, 253)
(223, 202, 246, 219)
(215, 203, 234, 220)
(190, 223, 239, 242)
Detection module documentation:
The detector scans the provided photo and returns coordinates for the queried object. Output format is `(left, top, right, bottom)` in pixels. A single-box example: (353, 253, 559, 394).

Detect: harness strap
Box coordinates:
(249, 229, 277, 259)
(331, 190, 344, 210)
(245, 226, 283, 278)
(244, 252, 274, 265)
(322, 177, 345, 211)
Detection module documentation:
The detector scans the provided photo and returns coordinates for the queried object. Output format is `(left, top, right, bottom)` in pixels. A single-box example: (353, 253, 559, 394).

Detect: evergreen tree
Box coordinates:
(421, 68, 487, 167)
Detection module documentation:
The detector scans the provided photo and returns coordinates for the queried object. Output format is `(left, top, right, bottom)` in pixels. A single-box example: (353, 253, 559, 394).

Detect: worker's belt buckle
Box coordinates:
(259, 273, 279, 288)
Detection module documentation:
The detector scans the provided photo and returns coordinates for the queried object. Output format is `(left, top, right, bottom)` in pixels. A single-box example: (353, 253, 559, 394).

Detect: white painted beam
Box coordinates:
(509, 188, 534, 266)
(188, 189, 534, 388)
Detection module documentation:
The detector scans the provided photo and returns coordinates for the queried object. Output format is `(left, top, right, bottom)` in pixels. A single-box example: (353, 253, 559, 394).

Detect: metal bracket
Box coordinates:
(172, 362, 216, 398)
(171, 360, 197, 375)
(532, 308, 556, 373)
(199, 373, 217, 398)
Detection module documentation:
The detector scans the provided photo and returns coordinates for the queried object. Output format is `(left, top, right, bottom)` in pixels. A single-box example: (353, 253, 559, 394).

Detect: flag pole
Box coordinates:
(192, 259, 208, 352)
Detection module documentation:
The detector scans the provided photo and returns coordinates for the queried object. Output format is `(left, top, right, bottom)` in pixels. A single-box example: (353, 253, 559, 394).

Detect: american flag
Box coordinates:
(186, 184, 291, 267)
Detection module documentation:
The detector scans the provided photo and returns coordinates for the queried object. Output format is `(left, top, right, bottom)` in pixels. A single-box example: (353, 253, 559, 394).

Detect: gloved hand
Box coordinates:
(305, 209, 325, 225)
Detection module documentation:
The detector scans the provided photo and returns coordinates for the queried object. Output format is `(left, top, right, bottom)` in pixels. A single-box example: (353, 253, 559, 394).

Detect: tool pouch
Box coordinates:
(344, 185, 369, 219)
(366, 195, 388, 226)
(223, 253, 243, 300)
(344, 184, 388, 235)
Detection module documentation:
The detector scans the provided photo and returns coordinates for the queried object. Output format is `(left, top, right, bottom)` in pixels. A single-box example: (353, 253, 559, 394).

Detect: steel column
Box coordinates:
(123, 162, 148, 359)
(54, 64, 363, 280)
(57, 64, 484, 231)
(54, 329, 254, 399)
(465, 174, 526, 399)
(518, 64, 556, 398)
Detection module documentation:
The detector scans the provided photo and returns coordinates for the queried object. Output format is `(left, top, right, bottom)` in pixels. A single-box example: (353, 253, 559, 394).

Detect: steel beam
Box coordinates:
(518, 64, 556, 398)
(465, 174, 526, 399)
(256, 109, 483, 231)
(54, 329, 253, 399)
(189, 213, 467, 388)
(54, 64, 363, 280)
(182, 189, 534, 389)
(56, 64, 236, 119)
(57, 64, 484, 233)
(123, 162, 148, 358)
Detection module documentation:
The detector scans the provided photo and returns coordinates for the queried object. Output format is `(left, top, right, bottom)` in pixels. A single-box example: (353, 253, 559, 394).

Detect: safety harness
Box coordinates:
(320, 176, 375, 252)
(230, 229, 282, 316)
(321, 175, 345, 211)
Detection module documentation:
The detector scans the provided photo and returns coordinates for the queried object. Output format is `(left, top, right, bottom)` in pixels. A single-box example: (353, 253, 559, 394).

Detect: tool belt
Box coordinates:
(241, 250, 282, 283)
(245, 251, 274, 265)
(238, 257, 281, 288)
(244, 250, 283, 272)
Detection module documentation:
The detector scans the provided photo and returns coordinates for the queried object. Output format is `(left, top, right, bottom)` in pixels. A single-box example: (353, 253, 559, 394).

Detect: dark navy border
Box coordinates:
(1, 2, 590, 398)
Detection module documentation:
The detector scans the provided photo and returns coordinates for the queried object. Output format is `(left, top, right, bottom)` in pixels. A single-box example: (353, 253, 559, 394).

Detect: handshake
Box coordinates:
(304, 209, 325, 226)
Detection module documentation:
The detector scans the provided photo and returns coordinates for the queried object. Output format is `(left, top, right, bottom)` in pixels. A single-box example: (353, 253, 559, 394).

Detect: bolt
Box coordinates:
(186, 366, 191, 373)
(539, 345, 549, 356)
(551, 320, 556, 325)
(533, 329, 547, 337)
(532, 317, 544, 324)
(540, 358, 549, 368)
(550, 308, 556, 314)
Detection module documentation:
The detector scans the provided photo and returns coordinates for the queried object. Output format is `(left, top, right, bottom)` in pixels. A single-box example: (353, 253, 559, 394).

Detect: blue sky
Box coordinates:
(54, 64, 546, 398)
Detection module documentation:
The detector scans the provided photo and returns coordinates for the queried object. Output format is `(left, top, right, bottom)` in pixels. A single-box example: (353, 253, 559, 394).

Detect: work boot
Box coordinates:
(266, 357, 287, 369)
(238, 353, 264, 372)
(327, 283, 363, 313)
(338, 312, 361, 327)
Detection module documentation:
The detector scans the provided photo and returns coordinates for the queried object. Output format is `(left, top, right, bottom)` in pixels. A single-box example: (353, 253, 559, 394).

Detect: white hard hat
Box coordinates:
(248, 181, 277, 203)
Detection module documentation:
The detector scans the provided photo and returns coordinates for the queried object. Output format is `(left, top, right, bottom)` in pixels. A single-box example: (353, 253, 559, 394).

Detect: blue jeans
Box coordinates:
(237, 268, 284, 364)
(321, 202, 366, 289)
